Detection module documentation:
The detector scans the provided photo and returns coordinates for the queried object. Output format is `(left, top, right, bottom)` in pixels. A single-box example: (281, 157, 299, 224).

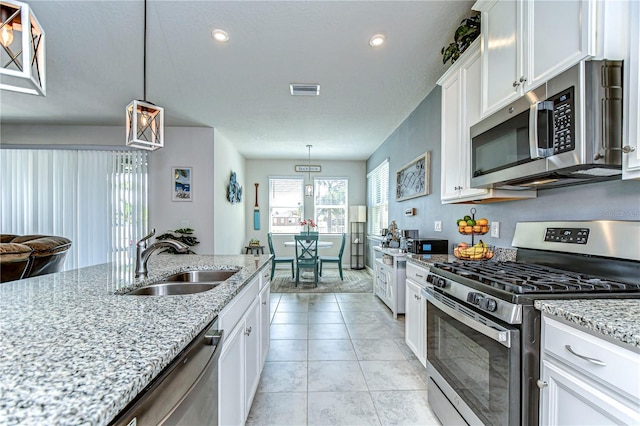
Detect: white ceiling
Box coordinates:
(0, 0, 475, 160)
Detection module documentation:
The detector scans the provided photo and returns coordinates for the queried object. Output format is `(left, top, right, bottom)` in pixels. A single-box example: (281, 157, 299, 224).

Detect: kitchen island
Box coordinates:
(0, 254, 271, 425)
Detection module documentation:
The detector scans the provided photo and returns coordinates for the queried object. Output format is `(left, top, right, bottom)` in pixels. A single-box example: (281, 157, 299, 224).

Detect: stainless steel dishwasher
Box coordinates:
(111, 319, 223, 426)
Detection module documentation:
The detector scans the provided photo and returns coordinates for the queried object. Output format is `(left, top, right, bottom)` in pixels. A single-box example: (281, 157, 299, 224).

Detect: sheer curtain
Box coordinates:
(0, 149, 148, 270)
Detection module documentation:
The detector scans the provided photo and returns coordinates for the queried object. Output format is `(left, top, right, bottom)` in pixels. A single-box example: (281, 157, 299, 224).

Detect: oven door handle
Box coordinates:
(423, 289, 513, 348)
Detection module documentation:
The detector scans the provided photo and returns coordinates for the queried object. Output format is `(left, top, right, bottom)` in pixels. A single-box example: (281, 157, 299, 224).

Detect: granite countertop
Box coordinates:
(0, 254, 271, 425)
(535, 299, 640, 350)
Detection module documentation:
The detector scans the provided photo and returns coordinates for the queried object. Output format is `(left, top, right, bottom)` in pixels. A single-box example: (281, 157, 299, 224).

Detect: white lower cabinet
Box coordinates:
(218, 320, 244, 426)
(259, 282, 270, 368)
(218, 265, 270, 426)
(373, 247, 406, 318)
(405, 270, 426, 367)
(539, 315, 640, 425)
(243, 298, 261, 413)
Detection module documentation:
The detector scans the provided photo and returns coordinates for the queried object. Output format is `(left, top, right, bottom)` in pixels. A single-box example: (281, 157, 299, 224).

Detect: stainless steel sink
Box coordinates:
(126, 282, 220, 296)
(164, 269, 239, 282)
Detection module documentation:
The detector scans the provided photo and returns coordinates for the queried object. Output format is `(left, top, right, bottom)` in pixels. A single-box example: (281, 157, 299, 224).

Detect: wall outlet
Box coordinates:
(434, 221, 442, 232)
(491, 222, 500, 238)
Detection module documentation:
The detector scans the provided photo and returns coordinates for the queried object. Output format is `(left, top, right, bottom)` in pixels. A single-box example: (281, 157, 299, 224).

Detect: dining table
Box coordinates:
(283, 240, 333, 248)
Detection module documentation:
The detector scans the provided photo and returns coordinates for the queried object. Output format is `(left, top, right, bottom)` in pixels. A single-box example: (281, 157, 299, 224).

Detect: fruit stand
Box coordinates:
(454, 208, 494, 260)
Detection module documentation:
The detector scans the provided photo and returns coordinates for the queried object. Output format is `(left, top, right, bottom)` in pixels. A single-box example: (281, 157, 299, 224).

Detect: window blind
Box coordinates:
(367, 160, 389, 236)
(0, 149, 148, 270)
(268, 177, 304, 233)
(314, 178, 348, 234)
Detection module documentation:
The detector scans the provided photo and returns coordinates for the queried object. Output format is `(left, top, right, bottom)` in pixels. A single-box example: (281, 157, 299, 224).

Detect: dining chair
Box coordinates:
(319, 233, 346, 280)
(294, 234, 319, 287)
(267, 233, 295, 281)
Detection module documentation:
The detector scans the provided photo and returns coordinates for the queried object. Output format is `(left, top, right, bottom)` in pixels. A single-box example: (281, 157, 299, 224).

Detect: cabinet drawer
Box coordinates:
(406, 263, 429, 287)
(543, 316, 640, 403)
(219, 276, 259, 332)
(260, 265, 271, 288)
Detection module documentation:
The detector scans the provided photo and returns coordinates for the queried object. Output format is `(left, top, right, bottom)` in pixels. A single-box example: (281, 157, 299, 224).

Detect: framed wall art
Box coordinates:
(172, 167, 193, 202)
(396, 151, 430, 201)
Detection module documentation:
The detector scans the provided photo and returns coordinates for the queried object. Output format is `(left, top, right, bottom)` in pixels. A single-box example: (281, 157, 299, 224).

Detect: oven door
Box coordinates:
(424, 287, 520, 426)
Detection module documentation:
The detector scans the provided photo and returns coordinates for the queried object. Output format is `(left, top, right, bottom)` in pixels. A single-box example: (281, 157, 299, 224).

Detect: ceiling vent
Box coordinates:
(290, 84, 320, 96)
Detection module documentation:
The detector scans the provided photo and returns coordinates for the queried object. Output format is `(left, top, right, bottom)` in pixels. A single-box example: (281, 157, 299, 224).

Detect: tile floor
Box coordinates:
(246, 292, 441, 426)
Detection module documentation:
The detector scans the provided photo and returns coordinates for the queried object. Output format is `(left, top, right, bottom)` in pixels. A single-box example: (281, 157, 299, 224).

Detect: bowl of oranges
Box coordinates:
(453, 241, 495, 260)
(457, 215, 489, 235)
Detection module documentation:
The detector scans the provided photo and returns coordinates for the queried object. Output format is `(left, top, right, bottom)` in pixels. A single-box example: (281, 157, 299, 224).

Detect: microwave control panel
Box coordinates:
(544, 227, 589, 244)
(550, 86, 575, 154)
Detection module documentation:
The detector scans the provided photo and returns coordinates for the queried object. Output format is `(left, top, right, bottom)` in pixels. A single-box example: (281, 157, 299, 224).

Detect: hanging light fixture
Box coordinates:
(305, 144, 314, 197)
(126, 0, 164, 150)
(0, 0, 46, 96)
(304, 145, 313, 197)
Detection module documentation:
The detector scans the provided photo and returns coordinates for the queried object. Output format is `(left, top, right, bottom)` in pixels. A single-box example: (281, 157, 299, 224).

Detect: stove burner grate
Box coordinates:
(434, 261, 640, 294)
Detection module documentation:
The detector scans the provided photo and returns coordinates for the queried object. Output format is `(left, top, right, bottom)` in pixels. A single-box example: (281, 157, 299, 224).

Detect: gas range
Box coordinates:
(427, 260, 640, 324)
(424, 220, 640, 426)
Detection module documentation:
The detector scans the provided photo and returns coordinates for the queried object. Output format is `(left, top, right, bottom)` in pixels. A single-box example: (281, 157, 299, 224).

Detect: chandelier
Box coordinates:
(126, 0, 164, 150)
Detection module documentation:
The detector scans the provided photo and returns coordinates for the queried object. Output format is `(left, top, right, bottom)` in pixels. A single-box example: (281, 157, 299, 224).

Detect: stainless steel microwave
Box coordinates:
(470, 60, 624, 190)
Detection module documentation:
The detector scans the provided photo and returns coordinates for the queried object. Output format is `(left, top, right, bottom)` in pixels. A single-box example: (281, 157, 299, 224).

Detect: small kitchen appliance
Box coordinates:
(407, 238, 448, 255)
(423, 220, 640, 426)
(470, 60, 627, 190)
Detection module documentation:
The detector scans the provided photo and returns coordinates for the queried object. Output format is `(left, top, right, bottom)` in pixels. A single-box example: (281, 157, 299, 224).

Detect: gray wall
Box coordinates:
(366, 86, 640, 265)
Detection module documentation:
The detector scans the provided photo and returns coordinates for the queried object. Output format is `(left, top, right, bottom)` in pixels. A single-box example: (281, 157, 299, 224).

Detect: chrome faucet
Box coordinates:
(135, 229, 190, 278)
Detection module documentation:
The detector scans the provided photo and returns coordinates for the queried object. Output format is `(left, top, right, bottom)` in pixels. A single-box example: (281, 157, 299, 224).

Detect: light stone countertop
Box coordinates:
(535, 299, 640, 349)
(0, 254, 271, 425)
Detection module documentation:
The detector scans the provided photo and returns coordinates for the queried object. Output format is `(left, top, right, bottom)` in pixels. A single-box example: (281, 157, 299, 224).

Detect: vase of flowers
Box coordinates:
(300, 218, 316, 234)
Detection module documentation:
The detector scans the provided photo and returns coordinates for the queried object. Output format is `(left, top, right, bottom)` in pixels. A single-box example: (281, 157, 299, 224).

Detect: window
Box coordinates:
(367, 160, 389, 236)
(0, 149, 148, 270)
(269, 177, 304, 233)
(314, 178, 348, 234)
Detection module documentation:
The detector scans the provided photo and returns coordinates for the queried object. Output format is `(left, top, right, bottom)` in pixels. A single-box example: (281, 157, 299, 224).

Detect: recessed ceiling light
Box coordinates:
(212, 29, 229, 42)
(369, 34, 385, 47)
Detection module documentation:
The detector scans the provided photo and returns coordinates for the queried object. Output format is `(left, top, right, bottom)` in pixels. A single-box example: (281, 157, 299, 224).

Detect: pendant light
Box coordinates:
(305, 145, 314, 197)
(126, 0, 164, 150)
(0, 0, 46, 96)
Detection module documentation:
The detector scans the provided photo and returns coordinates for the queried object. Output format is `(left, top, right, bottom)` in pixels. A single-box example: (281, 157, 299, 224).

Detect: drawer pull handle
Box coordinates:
(565, 345, 606, 366)
(415, 274, 423, 278)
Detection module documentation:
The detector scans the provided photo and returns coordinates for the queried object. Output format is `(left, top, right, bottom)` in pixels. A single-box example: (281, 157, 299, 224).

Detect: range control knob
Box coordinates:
(435, 278, 447, 288)
(478, 297, 498, 312)
(466, 292, 482, 305)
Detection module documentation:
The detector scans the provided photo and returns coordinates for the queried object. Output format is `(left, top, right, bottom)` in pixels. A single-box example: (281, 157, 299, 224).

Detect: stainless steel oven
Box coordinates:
(425, 287, 520, 425)
(423, 221, 640, 426)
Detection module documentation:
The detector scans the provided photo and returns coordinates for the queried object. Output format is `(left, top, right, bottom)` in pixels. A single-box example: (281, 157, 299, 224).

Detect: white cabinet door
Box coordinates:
(440, 62, 464, 201)
(244, 298, 261, 413)
(440, 40, 488, 201)
(477, 0, 598, 117)
(218, 322, 244, 426)
(259, 282, 271, 367)
(624, 0, 640, 179)
(405, 278, 426, 367)
(540, 359, 640, 425)
(523, 0, 593, 91)
(480, 0, 522, 115)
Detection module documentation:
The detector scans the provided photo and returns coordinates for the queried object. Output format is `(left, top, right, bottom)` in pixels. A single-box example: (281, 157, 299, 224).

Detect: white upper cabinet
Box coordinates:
(476, 0, 523, 116)
(438, 39, 536, 203)
(474, 0, 624, 117)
